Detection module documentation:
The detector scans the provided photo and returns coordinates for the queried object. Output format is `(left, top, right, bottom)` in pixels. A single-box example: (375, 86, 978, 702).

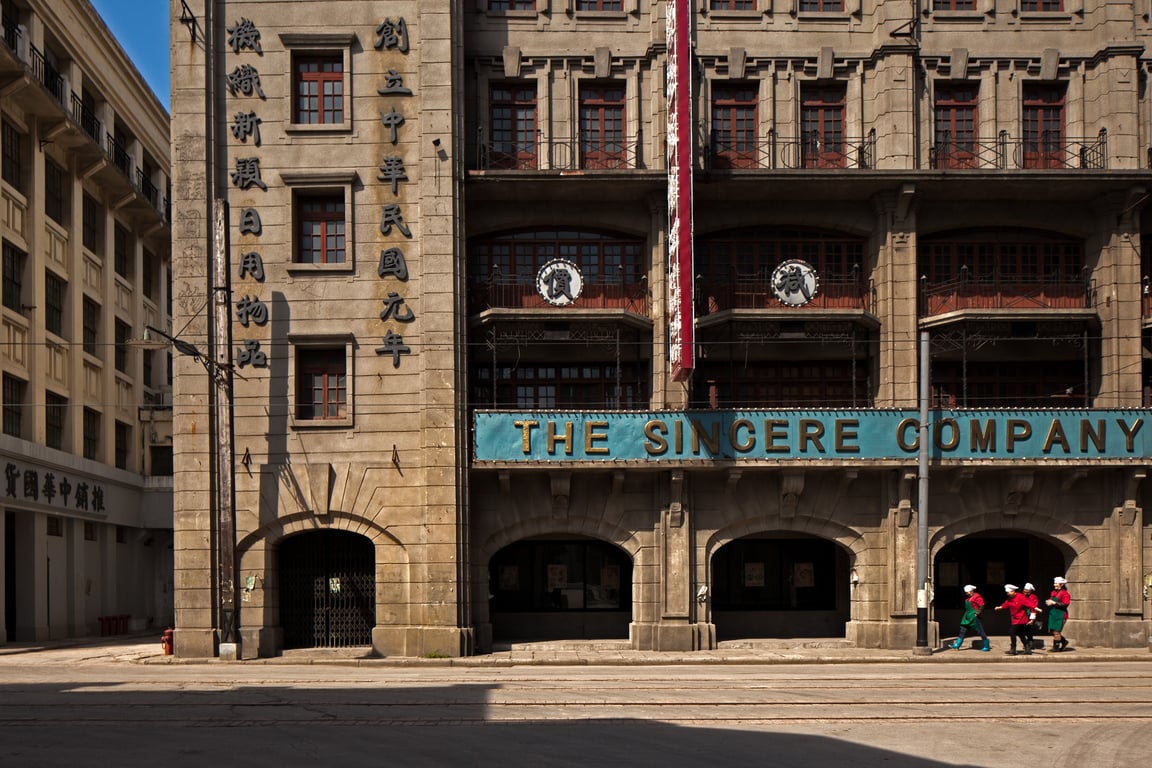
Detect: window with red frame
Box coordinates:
(294, 56, 343, 125)
(711, 1, 755, 8)
(933, 83, 978, 169)
(489, 83, 537, 169)
(799, 0, 843, 10)
(711, 84, 758, 169)
(934, 0, 976, 9)
(921, 233, 1083, 284)
(296, 348, 347, 420)
(489, 0, 534, 9)
(800, 85, 846, 168)
(576, 0, 623, 9)
(296, 194, 346, 264)
(472, 363, 649, 410)
(695, 362, 870, 409)
(1020, 0, 1061, 10)
(1023, 84, 1065, 169)
(579, 83, 626, 169)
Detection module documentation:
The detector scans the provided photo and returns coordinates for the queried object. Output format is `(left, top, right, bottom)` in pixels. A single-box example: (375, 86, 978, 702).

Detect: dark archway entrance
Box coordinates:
(279, 530, 375, 649)
(934, 530, 1069, 637)
(4, 512, 14, 641)
(711, 533, 851, 640)
(488, 537, 632, 641)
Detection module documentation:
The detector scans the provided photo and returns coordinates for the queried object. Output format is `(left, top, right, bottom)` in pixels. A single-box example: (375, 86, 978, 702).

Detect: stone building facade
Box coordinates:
(171, 0, 1152, 658)
(0, 0, 174, 644)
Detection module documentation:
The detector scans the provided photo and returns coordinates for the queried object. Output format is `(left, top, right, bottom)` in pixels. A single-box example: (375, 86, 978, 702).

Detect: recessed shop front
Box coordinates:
(934, 531, 1070, 637)
(711, 533, 851, 640)
(488, 537, 632, 642)
(278, 530, 375, 649)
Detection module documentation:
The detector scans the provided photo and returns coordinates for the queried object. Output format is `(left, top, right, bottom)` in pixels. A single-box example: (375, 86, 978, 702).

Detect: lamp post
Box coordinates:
(145, 202, 237, 659)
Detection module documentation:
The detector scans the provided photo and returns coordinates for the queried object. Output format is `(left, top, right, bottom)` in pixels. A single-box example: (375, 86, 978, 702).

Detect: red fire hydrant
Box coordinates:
(161, 628, 174, 656)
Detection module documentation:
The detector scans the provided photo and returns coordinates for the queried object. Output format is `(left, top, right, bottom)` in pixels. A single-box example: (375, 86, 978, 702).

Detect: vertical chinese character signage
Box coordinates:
(226, 17, 269, 368)
(374, 17, 415, 369)
(666, 0, 694, 382)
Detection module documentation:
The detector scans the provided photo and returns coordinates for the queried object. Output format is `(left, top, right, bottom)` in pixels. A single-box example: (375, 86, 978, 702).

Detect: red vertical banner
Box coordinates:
(666, 0, 694, 382)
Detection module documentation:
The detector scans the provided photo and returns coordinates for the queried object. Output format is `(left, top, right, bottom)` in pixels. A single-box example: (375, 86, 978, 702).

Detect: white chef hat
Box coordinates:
(1023, 583, 1035, 591)
(1053, 576, 1067, 585)
(1004, 584, 1018, 592)
(963, 584, 977, 592)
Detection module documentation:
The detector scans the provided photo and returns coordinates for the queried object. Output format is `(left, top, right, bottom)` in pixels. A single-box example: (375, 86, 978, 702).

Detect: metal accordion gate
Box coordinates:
(279, 530, 375, 649)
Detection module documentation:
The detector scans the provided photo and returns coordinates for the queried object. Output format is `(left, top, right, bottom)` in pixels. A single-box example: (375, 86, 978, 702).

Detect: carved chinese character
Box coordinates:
(92, 486, 105, 513)
(379, 292, 415, 323)
(374, 18, 409, 53)
(375, 330, 411, 368)
(232, 111, 262, 145)
(378, 156, 408, 195)
(379, 204, 412, 238)
(377, 69, 413, 96)
(75, 482, 89, 511)
(42, 472, 57, 503)
(239, 207, 262, 235)
(239, 251, 265, 281)
(227, 17, 262, 54)
(4, 463, 17, 497)
(23, 469, 38, 500)
(379, 108, 405, 145)
(226, 64, 266, 99)
(231, 157, 266, 190)
(236, 339, 268, 368)
(378, 248, 409, 281)
(235, 296, 270, 327)
(60, 477, 72, 506)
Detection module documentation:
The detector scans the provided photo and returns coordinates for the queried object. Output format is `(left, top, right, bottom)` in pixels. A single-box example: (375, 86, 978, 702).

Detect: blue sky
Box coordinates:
(90, 0, 170, 110)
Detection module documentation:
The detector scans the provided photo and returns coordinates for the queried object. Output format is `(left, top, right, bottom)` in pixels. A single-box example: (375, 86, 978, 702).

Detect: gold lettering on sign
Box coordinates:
(799, 419, 825, 453)
(1042, 420, 1070, 454)
(730, 419, 755, 452)
(970, 419, 995, 452)
(644, 420, 669, 455)
(513, 420, 539, 453)
(1005, 420, 1031, 452)
(897, 418, 918, 451)
(1081, 419, 1105, 452)
(691, 419, 720, 455)
(548, 421, 574, 455)
(935, 418, 959, 451)
(1118, 418, 1143, 452)
(765, 419, 789, 453)
(835, 419, 860, 452)
(584, 420, 609, 455)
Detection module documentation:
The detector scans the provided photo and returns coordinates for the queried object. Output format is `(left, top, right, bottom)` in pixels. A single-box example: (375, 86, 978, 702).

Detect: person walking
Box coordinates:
(994, 584, 1033, 655)
(1021, 583, 1041, 652)
(1045, 576, 1072, 652)
(950, 584, 990, 651)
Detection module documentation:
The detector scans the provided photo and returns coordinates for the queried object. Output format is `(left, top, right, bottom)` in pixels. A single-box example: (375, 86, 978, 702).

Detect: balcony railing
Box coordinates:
(106, 132, 133, 178)
(71, 92, 102, 144)
(934, 130, 1109, 170)
(696, 268, 871, 314)
(920, 268, 1094, 316)
(2, 14, 20, 51)
(707, 129, 876, 170)
(476, 130, 643, 171)
(28, 44, 65, 104)
(468, 275, 649, 315)
(137, 169, 161, 209)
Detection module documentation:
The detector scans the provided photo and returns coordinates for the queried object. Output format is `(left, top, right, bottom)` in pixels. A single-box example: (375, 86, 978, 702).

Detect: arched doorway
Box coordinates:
(711, 533, 851, 640)
(279, 530, 375, 649)
(934, 530, 1069, 637)
(488, 536, 632, 641)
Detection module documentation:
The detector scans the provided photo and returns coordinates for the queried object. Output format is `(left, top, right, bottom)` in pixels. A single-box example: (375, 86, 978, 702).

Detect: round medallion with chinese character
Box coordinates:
(536, 259, 584, 307)
(770, 259, 820, 307)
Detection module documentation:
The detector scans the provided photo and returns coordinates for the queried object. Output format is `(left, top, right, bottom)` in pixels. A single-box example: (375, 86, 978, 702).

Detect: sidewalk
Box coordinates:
(4, 633, 1151, 666)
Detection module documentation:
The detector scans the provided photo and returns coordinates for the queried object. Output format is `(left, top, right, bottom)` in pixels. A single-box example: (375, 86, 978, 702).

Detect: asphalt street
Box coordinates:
(1, 638, 1151, 767)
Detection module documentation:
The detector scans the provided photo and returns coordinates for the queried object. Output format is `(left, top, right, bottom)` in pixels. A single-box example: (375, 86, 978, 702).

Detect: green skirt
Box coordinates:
(1047, 610, 1067, 631)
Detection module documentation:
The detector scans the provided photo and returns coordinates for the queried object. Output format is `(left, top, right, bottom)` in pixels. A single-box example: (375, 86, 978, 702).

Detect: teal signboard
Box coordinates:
(473, 410, 1152, 463)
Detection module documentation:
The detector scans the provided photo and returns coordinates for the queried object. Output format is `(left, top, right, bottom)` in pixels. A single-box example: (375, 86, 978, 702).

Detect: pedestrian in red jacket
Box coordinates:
(994, 584, 1033, 655)
(1046, 576, 1072, 652)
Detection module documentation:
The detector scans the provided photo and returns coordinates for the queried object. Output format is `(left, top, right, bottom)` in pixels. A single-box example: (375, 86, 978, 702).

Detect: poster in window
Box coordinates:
(937, 562, 959, 587)
(793, 562, 815, 589)
(744, 562, 765, 587)
(499, 565, 519, 591)
(547, 564, 567, 590)
(601, 565, 620, 590)
(986, 561, 1005, 584)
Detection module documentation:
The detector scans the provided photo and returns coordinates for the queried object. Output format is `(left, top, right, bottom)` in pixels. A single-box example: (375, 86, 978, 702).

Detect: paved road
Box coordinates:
(2, 640, 1151, 767)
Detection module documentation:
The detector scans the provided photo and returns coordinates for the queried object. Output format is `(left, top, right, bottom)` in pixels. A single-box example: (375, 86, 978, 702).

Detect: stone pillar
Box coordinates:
(887, 467, 919, 648)
(1111, 470, 1147, 647)
(653, 470, 695, 651)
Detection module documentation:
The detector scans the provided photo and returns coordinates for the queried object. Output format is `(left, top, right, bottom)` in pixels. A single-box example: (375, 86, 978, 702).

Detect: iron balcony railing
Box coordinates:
(476, 129, 643, 171)
(137, 169, 161, 210)
(931, 129, 1107, 170)
(919, 267, 1094, 316)
(106, 132, 133, 178)
(2, 13, 19, 51)
(28, 44, 65, 105)
(696, 267, 871, 314)
(468, 274, 649, 315)
(707, 129, 877, 170)
(70, 92, 102, 144)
